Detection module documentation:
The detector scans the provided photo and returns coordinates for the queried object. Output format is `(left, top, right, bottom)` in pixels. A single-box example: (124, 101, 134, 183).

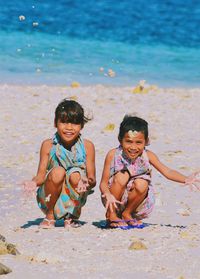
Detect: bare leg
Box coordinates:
(64, 172, 81, 228)
(40, 167, 65, 227)
(106, 171, 129, 227)
(69, 172, 81, 191)
(122, 178, 148, 224)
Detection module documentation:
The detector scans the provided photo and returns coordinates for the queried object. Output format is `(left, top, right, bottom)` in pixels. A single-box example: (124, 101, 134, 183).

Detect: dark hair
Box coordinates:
(118, 115, 148, 142)
(54, 99, 90, 128)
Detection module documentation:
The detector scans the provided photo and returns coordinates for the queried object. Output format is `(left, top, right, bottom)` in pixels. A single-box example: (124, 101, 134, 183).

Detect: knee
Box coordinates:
(112, 172, 129, 188)
(134, 180, 149, 196)
(47, 167, 66, 185)
(69, 172, 81, 187)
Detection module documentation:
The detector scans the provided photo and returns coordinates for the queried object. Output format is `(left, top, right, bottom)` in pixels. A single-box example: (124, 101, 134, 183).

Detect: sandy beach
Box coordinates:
(0, 84, 200, 279)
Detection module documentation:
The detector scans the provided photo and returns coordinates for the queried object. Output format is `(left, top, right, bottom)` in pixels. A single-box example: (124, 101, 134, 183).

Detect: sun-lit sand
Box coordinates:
(0, 84, 200, 278)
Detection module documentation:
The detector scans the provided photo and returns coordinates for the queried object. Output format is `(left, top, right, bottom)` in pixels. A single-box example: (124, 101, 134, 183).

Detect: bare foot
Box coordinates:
(39, 218, 55, 229)
(106, 216, 128, 228)
(122, 212, 143, 227)
(64, 215, 81, 228)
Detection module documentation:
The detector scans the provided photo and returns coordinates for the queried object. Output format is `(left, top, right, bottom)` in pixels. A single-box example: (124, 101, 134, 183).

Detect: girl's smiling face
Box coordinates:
(121, 131, 146, 160)
(56, 120, 82, 147)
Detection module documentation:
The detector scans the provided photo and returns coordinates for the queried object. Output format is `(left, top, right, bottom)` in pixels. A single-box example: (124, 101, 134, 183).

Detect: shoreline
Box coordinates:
(1, 82, 200, 90)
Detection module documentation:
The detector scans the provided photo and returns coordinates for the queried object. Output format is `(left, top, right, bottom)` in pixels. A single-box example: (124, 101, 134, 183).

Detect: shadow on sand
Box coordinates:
(21, 218, 43, 229)
(92, 220, 187, 230)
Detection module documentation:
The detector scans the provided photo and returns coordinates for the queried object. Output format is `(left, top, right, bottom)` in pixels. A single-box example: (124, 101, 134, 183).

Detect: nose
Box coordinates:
(130, 143, 137, 150)
(64, 122, 73, 129)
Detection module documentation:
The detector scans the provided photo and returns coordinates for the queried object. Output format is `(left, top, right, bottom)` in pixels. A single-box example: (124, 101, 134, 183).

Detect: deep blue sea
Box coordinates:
(1, 0, 200, 87)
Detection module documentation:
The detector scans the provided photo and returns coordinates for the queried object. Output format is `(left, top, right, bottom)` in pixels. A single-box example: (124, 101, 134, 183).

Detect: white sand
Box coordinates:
(0, 84, 200, 279)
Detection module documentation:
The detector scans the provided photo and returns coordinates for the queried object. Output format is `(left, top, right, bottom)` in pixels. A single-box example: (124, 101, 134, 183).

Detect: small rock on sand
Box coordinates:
(0, 263, 12, 275)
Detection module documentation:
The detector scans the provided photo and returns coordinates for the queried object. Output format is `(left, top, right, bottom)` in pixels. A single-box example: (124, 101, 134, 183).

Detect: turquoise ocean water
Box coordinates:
(0, 0, 200, 87)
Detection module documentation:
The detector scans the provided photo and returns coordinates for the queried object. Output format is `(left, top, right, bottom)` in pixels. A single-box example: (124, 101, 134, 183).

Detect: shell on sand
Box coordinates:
(129, 240, 148, 250)
(70, 81, 80, 88)
(103, 123, 115, 131)
(176, 208, 191, 216)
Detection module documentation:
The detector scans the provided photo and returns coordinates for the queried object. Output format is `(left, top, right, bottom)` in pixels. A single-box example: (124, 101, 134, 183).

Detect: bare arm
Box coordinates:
(99, 149, 116, 195)
(32, 139, 52, 186)
(99, 149, 123, 211)
(147, 150, 187, 183)
(84, 139, 96, 188)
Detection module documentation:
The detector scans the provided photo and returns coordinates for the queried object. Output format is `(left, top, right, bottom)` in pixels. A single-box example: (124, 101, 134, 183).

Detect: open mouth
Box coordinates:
(63, 132, 74, 137)
(128, 150, 138, 155)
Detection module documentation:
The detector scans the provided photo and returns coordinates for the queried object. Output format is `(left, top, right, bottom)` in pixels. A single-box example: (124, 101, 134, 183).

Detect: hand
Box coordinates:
(184, 171, 200, 191)
(102, 192, 123, 212)
(20, 180, 37, 197)
(76, 177, 89, 193)
(87, 177, 95, 188)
